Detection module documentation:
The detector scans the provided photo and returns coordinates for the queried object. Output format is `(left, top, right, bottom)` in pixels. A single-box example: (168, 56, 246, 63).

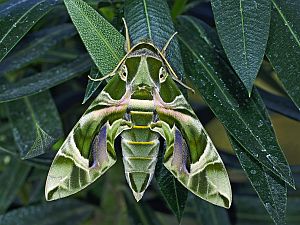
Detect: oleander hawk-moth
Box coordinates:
(45, 24, 232, 208)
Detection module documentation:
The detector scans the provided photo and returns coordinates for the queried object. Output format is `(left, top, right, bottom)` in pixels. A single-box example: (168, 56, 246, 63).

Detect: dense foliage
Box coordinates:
(0, 0, 299, 225)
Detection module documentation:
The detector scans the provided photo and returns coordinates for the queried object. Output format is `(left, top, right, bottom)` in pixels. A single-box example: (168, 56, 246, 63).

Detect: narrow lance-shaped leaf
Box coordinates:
(0, 23, 76, 75)
(123, 189, 163, 225)
(0, 200, 94, 225)
(211, 0, 271, 93)
(0, 54, 91, 103)
(186, 194, 231, 225)
(0, 156, 31, 213)
(6, 91, 63, 159)
(258, 89, 300, 122)
(176, 16, 294, 187)
(0, 0, 62, 62)
(266, 0, 300, 109)
(155, 149, 188, 222)
(124, 0, 185, 80)
(83, 64, 103, 104)
(64, 0, 125, 76)
(229, 135, 287, 225)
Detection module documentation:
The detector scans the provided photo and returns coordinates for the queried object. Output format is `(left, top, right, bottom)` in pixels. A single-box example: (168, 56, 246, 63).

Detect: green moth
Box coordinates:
(45, 22, 232, 208)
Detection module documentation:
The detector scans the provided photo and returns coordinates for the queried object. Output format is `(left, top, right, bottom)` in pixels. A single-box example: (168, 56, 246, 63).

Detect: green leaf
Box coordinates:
(211, 0, 271, 93)
(123, 190, 162, 225)
(64, 0, 125, 76)
(171, 0, 188, 19)
(6, 91, 63, 159)
(176, 16, 294, 187)
(266, 0, 300, 109)
(0, 54, 91, 103)
(124, 0, 185, 79)
(0, 23, 76, 74)
(0, 156, 31, 213)
(186, 194, 231, 225)
(259, 89, 300, 121)
(155, 150, 187, 222)
(0, 199, 94, 225)
(229, 136, 287, 225)
(0, 0, 62, 62)
(82, 65, 103, 104)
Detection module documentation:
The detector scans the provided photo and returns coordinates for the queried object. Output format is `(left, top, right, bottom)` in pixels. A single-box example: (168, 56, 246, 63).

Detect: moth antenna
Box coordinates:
(173, 77, 195, 93)
(161, 32, 178, 56)
(122, 18, 131, 53)
(88, 72, 113, 82)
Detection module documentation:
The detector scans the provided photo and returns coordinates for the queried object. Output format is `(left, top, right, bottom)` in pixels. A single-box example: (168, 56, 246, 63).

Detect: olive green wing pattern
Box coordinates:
(153, 85, 232, 208)
(45, 79, 130, 201)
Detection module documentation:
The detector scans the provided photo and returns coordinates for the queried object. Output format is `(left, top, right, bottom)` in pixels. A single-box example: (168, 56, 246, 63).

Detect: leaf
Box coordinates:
(211, 0, 271, 93)
(258, 89, 300, 122)
(0, 23, 76, 75)
(176, 16, 294, 187)
(171, 0, 188, 19)
(0, 156, 31, 213)
(155, 149, 188, 222)
(0, 0, 62, 62)
(64, 0, 125, 76)
(229, 136, 287, 225)
(82, 65, 103, 104)
(6, 91, 63, 159)
(266, 0, 300, 109)
(186, 194, 231, 225)
(0, 199, 94, 225)
(123, 189, 162, 225)
(0, 54, 91, 103)
(124, 0, 185, 79)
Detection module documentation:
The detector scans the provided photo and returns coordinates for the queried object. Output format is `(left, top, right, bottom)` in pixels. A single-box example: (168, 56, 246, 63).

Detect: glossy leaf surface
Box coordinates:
(211, 0, 271, 93)
(266, 0, 300, 109)
(0, 200, 94, 225)
(176, 16, 293, 187)
(6, 91, 63, 159)
(230, 136, 287, 225)
(155, 150, 188, 222)
(0, 0, 61, 62)
(64, 0, 125, 76)
(0, 24, 76, 75)
(0, 54, 91, 103)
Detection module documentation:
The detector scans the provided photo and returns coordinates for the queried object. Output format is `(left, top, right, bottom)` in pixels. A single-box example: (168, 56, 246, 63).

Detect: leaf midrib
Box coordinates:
(67, 0, 120, 63)
(271, 0, 300, 48)
(0, 1, 45, 44)
(142, 0, 152, 39)
(239, 0, 249, 68)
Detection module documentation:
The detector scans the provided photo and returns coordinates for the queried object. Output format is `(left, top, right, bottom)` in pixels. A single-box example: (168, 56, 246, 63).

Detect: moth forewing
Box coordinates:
(45, 36, 232, 208)
(45, 75, 130, 201)
(153, 75, 232, 208)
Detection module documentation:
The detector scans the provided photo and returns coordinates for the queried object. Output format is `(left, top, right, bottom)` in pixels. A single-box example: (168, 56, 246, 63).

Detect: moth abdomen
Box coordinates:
(121, 107, 160, 201)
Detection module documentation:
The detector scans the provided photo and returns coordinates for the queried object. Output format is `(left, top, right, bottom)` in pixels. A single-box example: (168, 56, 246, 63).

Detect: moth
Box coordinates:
(45, 20, 232, 208)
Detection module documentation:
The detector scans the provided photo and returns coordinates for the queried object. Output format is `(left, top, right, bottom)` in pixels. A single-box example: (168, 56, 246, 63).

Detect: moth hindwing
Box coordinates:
(45, 40, 232, 208)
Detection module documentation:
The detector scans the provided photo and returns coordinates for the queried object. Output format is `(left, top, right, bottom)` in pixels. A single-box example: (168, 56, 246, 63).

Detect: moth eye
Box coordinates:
(159, 67, 168, 83)
(119, 64, 128, 81)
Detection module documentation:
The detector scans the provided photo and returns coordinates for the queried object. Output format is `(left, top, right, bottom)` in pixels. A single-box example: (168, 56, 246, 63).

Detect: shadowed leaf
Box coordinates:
(6, 91, 63, 159)
(0, 0, 62, 62)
